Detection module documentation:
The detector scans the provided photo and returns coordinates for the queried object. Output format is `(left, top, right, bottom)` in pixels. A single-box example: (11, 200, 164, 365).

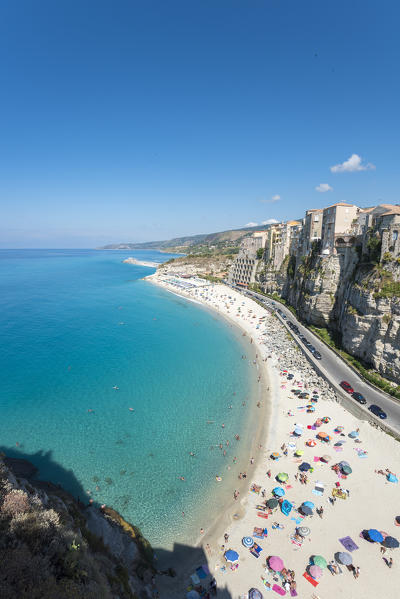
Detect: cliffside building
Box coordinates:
(321, 203, 359, 255)
(228, 232, 267, 287)
(299, 209, 323, 256)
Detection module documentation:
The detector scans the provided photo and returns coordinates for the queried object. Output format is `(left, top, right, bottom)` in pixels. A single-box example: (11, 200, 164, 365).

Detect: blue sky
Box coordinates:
(0, 0, 399, 247)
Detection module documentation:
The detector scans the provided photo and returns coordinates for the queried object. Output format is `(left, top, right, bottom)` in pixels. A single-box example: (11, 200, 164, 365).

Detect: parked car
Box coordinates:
(340, 381, 354, 394)
(352, 392, 367, 405)
(369, 404, 387, 419)
(313, 351, 322, 360)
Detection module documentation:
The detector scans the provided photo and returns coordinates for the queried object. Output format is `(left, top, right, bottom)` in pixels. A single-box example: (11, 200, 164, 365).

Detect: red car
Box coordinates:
(340, 381, 354, 394)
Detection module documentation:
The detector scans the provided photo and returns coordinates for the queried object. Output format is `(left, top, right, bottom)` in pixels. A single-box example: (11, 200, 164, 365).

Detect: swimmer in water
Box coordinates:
(179, 476, 185, 481)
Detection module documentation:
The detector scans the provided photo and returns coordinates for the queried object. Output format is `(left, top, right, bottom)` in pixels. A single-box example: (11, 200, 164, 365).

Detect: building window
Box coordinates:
(393, 231, 398, 242)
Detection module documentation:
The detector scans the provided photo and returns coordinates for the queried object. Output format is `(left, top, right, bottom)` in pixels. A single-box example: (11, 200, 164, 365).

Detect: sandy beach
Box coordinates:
(149, 274, 400, 599)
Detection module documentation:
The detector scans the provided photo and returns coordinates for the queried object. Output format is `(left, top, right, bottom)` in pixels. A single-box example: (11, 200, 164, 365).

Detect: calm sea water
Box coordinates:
(0, 249, 256, 548)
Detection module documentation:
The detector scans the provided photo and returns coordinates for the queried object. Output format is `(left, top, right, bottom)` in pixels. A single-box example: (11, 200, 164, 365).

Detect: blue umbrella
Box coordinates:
(368, 529, 384, 543)
(249, 589, 263, 599)
(302, 501, 315, 509)
(387, 473, 398, 483)
(242, 536, 254, 548)
(349, 431, 359, 438)
(382, 536, 399, 549)
(224, 549, 239, 563)
(299, 505, 313, 516)
(293, 427, 303, 436)
(273, 487, 285, 497)
(299, 462, 311, 472)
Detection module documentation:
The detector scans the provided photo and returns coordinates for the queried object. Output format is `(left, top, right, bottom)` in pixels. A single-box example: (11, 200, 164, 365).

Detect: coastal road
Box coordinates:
(229, 286, 400, 435)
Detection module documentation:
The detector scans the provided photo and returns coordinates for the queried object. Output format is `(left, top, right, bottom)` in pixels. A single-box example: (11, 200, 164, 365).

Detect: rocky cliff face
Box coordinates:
(0, 457, 156, 599)
(260, 249, 400, 384)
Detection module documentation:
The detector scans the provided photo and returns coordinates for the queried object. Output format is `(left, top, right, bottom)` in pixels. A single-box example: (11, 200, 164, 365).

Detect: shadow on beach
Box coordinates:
(1, 446, 234, 598)
(154, 542, 234, 598)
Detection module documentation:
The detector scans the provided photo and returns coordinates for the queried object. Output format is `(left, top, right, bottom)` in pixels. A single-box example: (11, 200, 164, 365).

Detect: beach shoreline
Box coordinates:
(146, 274, 278, 577)
(148, 273, 400, 599)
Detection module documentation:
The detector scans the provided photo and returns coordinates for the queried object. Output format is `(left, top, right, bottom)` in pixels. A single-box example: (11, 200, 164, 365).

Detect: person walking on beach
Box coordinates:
(224, 533, 229, 543)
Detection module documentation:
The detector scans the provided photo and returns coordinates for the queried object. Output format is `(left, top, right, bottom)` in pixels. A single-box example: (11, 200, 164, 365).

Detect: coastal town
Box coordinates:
(228, 202, 400, 289)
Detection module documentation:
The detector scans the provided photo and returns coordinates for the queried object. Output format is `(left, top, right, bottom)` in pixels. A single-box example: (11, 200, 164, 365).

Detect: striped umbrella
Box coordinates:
(297, 526, 311, 537)
(242, 536, 255, 548)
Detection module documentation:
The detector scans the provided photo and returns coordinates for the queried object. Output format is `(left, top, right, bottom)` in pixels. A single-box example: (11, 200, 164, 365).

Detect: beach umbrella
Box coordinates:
(382, 536, 399, 549)
(266, 498, 279, 509)
(339, 461, 352, 475)
(322, 417, 330, 423)
(309, 565, 322, 579)
(187, 592, 200, 599)
(224, 550, 239, 563)
(273, 487, 285, 497)
(321, 455, 331, 462)
(249, 589, 263, 599)
(367, 529, 384, 543)
(334, 441, 344, 447)
(317, 431, 328, 439)
(313, 555, 327, 569)
(297, 526, 311, 537)
(293, 427, 303, 436)
(396, 516, 400, 526)
(295, 449, 304, 456)
(387, 473, 398, 483)
(306, 439, 317, 447)
(271, 452, 281, 460)
(335, 426, 344, 433)
(299, 462, 311, 472)
(303, 501, 315, 509)
(349, 430, 359, 438)
(299, 505, 313, 516)
(277, 472, 289, 482)
(336, 551, 352, 565)
(242, 536, 254, 548)
(268, 556, 284, 572)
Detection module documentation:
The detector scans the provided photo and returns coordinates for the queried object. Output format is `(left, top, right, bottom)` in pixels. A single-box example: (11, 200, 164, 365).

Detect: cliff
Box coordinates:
(0, 456, 156, 599)
(260, 247, 400, 385)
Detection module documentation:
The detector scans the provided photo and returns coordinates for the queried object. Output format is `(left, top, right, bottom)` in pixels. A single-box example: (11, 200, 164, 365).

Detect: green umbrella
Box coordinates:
(295, 450, 304, 456)
(277, 472, 289, 482)
(313, 555, 327, 569)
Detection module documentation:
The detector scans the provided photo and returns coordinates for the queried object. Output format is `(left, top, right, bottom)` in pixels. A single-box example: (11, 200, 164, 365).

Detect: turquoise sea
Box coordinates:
(0, 249, 256, 548)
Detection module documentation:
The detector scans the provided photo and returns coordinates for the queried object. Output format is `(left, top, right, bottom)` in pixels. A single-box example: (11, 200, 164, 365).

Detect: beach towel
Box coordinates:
(333, 446, 343, 452)
(201, 564, 210, 576)
(339, 536, 359, 552)
(303, 572, 319, 587)
(190, 573, 200, 585)
(291, 516, 302, 525)
(253, 527, 264, 538)
(290, 536, 303, 547)
(272, 584, 286, 595)
(262, 580, 272, 591)
(332, 488, 347, 500)
(313, 456, 320, 462)
(290, 589, 298, 597)
(312, 490, 323, 496)
(258, 512, 269, 519)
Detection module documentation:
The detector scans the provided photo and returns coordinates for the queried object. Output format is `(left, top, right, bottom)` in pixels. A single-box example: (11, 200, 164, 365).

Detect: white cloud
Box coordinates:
(244, 222, 258, 227)
(260, 194, 281, 203)
(262, 218, 279, 225)
(315, 183, 333, 193)
(330, 154, 375, 173)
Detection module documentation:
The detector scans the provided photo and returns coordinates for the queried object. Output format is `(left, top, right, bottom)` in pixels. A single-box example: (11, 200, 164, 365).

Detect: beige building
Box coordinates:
(228, 232, 266, 287)
(300, 209, 323, 256)
(321, 203, 359, 255)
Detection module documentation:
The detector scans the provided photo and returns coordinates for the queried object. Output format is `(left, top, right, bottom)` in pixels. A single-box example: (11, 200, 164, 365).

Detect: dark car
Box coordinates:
(340, 381, 354, 394)
(313, 351, 322, 360)
(369, 404, 387, 419)
(352, 392, 367, 405)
